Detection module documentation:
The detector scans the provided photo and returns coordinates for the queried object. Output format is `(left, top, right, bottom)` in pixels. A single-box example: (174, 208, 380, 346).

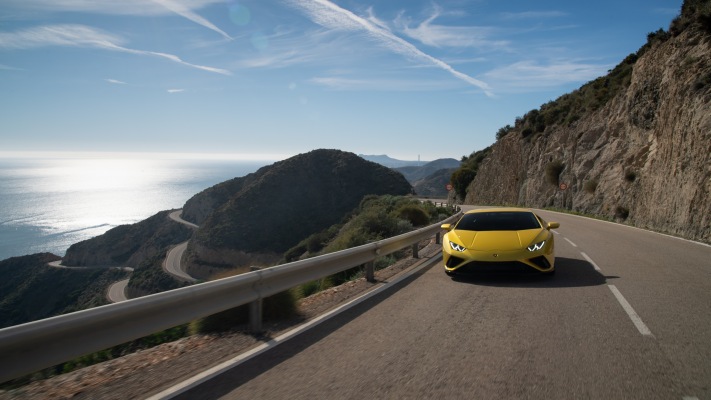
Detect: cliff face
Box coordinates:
(185, 149, 413, 274)
(465, 17, 711, 243)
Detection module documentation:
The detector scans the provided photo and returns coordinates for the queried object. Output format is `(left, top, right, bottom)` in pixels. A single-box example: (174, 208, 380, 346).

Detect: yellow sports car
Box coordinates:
(441, 208, 559, 275)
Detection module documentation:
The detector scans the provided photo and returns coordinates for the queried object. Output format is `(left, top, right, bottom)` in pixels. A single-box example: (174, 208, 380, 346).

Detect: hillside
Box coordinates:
(62, 210, 194, 269)
(0, 253, 128, 328)
(455, 0, 711, 243)
(184, 149, 413, 277)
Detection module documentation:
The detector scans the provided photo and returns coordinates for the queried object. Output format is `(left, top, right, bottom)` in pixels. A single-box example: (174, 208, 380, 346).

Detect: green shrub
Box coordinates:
(297, 277, 335, 298)
(496, 125, 513, 140)
(615, 206, 630, 220)
(395, 204, 430, 226)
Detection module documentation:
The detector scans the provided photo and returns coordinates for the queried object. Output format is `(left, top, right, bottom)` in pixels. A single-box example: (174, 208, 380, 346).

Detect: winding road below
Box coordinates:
(106, 279, 129, 303)
(169, 207, 711, 400)
(164, 210, 199, 283)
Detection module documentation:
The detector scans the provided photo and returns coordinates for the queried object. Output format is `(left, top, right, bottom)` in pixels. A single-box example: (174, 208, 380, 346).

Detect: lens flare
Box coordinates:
(229, 4, 251, 26)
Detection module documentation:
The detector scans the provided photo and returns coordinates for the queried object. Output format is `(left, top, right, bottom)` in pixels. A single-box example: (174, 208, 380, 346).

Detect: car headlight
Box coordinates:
(527, 240, 545, 252)
(449, 241, 467, 252)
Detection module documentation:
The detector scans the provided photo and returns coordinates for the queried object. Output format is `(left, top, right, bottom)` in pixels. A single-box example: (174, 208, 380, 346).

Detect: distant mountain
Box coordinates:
(396, 158, 460, 198)
(184, 149, 413, 277)
(358, 154, 425, 168)
(396, 158, 460, 183)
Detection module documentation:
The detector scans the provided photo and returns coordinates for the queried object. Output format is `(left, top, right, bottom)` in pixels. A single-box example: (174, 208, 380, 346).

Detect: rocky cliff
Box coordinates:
(463, 2, 711, 243)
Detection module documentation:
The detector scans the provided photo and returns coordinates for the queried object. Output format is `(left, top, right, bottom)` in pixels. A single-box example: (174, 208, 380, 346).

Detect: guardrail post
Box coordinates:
(365, 261, 375, 282)
(249, 299, 263, 333)
(435, 231, 441, 244)
(249, 266, 263, 333)
(412, 243, 419, 259)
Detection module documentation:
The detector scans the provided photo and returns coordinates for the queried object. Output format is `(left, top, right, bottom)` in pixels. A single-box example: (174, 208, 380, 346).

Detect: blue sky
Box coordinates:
(0, 0, 680, 161)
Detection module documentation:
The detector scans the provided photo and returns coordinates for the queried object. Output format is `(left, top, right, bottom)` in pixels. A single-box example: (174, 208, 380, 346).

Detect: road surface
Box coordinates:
(163, 241, 197, 283)
(172, 208, 710, 400)
(106, 279, 129, 303)
(162, 210, 199, 282)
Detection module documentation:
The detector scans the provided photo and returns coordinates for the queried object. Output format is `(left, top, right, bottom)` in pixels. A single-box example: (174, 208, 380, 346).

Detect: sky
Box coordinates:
(0, 0, 681, 161)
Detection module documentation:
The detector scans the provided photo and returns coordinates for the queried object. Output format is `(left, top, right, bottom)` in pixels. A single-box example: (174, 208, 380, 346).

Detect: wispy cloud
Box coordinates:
(311, 76, 459, 91)
(150, 0, 232, 40)
(0, 25, 231, 75)
(283, 0, 491, 95)
(106, 78, 127, 84)
(396, 6, 507, 50)
(5, 0, 231, 39)
(0, 63, 22, 71)
(483, 60, 609, 92)
(3, 0, 223, 16)
(167, 88, 185, 93)
(499, 11, 568, 21)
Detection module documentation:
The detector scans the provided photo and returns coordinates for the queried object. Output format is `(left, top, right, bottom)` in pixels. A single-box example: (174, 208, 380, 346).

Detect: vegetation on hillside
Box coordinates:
(127, 253, 189, 297)
(282, 195, 454, 296)
(63, 210, 193, 268)
(0, 253, 129, 329)
(451, 147, 491, 200)
(192, 149, 413, 255)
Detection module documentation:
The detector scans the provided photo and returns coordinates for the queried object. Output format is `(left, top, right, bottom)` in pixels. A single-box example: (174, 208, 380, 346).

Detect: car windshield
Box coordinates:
(455, 211, 541, 231)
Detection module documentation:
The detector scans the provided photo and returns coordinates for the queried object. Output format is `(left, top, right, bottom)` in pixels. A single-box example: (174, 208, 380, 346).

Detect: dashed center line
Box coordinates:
(564, 237, 578, 247)
(575, 248, 654, 338)
(608, 285, 654, 337)
(580, 252, 602, 272)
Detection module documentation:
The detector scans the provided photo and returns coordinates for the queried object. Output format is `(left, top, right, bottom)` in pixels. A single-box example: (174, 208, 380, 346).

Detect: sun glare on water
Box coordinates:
(50, 158, 161, 192)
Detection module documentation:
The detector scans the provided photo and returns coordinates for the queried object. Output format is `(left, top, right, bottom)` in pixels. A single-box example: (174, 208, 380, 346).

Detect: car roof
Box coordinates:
(463, 207, 534, 214)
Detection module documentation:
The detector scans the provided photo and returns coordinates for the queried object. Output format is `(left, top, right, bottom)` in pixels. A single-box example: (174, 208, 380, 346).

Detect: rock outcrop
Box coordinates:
(464, 6, 711, 243)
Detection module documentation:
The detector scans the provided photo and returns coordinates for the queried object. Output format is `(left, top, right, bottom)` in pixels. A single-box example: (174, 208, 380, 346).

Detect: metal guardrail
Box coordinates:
(0, 211, 461, 383)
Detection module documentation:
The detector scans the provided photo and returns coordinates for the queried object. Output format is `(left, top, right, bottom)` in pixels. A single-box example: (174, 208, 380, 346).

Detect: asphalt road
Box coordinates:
(173, 208, 711, 400)
(164, 210, 198, 282)
(106, 279, 129, 303)
(163, 241, 197, 283)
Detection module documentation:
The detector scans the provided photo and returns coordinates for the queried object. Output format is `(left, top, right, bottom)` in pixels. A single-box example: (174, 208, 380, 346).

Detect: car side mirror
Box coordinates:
(440, 223, 452, 230)
(547, 222, 560, 230)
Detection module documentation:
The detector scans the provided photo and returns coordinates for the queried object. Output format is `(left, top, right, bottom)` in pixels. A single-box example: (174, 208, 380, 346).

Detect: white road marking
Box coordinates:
(145, 253, 442, 399)
(564, 237, 578, 247)
(608, 285, 654, 337)
(580, 252, 602, 272)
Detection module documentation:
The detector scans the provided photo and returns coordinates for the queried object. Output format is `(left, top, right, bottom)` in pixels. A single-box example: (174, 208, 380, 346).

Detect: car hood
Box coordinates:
(453, 229, 543, 251)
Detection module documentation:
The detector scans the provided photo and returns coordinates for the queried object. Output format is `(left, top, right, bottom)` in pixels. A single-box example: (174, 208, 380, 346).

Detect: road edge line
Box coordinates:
(146, 253, 442, 400)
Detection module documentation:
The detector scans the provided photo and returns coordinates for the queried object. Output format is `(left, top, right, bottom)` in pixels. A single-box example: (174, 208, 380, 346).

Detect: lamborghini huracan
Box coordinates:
(441, 208, 559, 275)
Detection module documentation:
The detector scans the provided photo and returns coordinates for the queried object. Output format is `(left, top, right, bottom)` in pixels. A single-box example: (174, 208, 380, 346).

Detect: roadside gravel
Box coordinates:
(0, 241, 441, 400)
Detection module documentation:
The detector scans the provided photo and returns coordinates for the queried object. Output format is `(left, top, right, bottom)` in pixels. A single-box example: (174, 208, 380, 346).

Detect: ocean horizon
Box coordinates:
(0, 153, 274, 261)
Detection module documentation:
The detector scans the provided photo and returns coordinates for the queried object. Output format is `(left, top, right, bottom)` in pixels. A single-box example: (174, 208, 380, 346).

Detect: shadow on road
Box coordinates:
(449, 257, 614, 288)
(173, 262, 433, 400)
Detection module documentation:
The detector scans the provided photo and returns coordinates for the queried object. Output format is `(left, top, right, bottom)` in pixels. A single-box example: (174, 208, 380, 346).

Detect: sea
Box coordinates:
(0, 154, 273, 261)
